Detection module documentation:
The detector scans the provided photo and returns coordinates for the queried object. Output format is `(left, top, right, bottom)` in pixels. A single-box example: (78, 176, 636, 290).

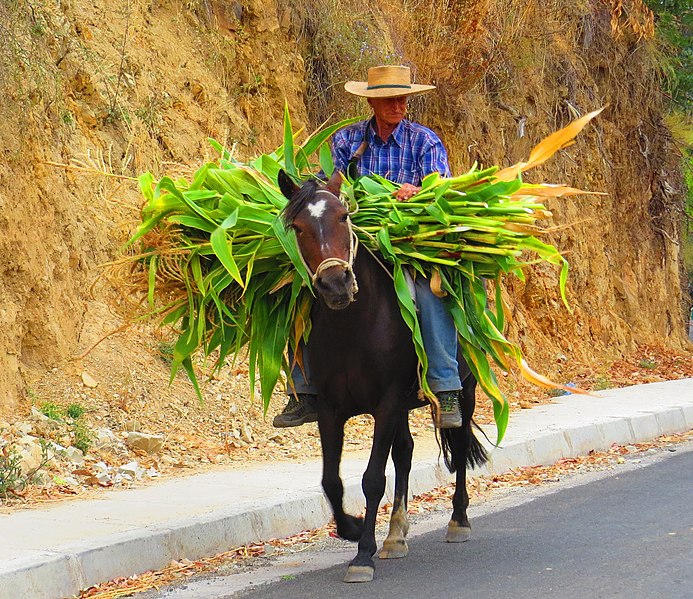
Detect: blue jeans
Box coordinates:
(287, 276, 461, 395)
(287, 344, 314, 395)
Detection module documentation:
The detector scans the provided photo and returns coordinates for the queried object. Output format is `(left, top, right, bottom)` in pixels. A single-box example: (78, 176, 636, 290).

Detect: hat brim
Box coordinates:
(344, 81, 436, 98)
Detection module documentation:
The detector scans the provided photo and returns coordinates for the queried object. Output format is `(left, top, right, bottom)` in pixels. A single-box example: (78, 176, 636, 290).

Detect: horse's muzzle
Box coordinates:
(315, 266, 358, 310)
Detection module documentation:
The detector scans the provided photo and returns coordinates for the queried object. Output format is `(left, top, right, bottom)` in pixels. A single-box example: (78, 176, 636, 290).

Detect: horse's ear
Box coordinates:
(278, 169, 299, 200)
(326, 170, 343, 197)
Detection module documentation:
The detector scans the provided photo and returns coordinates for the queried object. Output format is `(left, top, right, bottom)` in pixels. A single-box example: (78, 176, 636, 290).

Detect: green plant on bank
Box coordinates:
(0, 439, 53, 500)
(40, 402, 64, 421)
(66, 403, 86, 419)
(646, 1, 693, 289)
(592, 376, 614, 391)
(638, 358, 658, 369)
(124, 106, 602, 443)
(72, 420, 92, 454)
(39, 402, 92, 453)
(646, 0, 692, 112)
(0, 445, 23, 499)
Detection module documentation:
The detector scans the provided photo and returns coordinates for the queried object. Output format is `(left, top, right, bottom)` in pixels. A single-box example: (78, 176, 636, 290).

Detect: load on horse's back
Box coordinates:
(278, 168, 487, 583)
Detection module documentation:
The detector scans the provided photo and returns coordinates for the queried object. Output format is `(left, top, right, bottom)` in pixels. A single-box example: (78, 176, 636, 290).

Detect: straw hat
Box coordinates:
(344, 65, 435, 98)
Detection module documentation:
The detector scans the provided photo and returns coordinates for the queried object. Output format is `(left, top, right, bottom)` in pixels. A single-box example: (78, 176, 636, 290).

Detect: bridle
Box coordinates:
(296, 188, 359, 297)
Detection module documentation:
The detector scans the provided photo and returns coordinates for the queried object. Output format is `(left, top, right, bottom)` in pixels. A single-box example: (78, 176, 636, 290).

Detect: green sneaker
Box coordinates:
(434, 390, 462, 429)
(272, 394, 318, 428)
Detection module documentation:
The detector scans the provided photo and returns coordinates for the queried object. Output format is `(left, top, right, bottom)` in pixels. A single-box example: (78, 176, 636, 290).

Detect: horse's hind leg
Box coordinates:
(380, 412, 412, 559)
(444, 375, 488, 543)
(318, 414, 364, 542)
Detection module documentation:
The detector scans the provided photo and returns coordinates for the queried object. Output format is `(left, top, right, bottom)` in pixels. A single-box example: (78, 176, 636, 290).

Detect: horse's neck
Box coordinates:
(352, 248, 394, 306)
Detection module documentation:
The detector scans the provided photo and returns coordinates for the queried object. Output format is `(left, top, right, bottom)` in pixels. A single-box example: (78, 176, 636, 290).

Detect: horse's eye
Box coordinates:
(339, 213, 349, 223)
(291, 224, 303, 236)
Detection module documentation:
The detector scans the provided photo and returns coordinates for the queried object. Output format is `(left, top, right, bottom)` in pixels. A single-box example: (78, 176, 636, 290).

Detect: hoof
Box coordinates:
(343, 565, 375, 583)
(379, 539, 409, 559)
(446, 521, 471, 543)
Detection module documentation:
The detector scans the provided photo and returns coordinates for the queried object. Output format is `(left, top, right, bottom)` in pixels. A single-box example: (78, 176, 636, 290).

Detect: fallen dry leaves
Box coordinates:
(76, 428, 692, 599)
(3, 343, 691, 511)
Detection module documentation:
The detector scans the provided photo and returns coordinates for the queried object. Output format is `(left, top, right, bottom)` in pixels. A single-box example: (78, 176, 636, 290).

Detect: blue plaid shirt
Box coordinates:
(332, 118, 451, 185)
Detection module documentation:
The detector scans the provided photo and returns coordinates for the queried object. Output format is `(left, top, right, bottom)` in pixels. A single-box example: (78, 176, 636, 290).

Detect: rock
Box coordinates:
(81, 372, 99, 388)
(117, 461, 141, 479)
(14, 421, 34, 436)
(53, 475, 80, 487)
(16, 435, 44, 474)
(123, 420, 141, 433)
(31, 471, 51, 486)
(95, 471, 111, 485)
(29, 409, 61, 437)
(47, 441, 66, 456)
(93, 461, 110, 475)
(126, 432, 164, 454)
(241, 425, 253, 443)
(92, 461, 112, 485)
(65, 446, 85, 466)
(93, 427, 120, 449)
(30, 407, 51, 422)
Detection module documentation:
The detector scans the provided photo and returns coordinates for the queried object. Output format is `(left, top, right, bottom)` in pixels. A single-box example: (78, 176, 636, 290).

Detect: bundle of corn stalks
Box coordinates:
(124, 106, 602, 441)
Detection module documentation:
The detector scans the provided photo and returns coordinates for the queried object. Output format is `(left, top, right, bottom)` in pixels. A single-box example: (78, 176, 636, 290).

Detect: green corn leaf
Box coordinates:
(391, 263, 431, 397)
(296, 116, 363, 170)
(147, 255, 157, 308)
(139, 172, 155, 202)
(125, 109, 594, 444)
(283, 102, 297, 177)
(319, 142, 334, 176)
(210, 226, 244, 288)
(359, 176, 389, 196)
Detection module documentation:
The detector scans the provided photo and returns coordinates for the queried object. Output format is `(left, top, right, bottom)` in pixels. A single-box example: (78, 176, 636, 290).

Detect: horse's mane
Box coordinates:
(280, 179, 321, 226)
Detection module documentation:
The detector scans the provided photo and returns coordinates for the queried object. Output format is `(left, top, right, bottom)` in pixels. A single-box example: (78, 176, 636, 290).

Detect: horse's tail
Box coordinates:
(439, 419, 488, 473)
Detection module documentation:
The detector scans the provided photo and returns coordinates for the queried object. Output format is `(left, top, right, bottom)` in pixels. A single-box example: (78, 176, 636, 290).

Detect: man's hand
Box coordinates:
(395, 183, 421, 202)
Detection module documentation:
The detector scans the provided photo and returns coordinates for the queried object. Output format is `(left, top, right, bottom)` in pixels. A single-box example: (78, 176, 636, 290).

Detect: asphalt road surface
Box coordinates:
(151, 444, 693, 599)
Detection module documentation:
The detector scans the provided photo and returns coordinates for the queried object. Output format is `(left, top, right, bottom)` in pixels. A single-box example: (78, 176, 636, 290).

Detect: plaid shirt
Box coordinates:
(332, 117, 451, 185)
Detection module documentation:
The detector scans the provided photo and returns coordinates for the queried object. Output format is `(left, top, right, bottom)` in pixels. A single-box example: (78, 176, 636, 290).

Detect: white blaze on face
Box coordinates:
(307, 199, 327, 219)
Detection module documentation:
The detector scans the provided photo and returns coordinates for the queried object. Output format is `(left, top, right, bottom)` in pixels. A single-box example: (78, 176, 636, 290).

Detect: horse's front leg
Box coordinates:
(318, 411, 364, 542)
(380, 411, 412, 559)
(344, 409, 398, 583)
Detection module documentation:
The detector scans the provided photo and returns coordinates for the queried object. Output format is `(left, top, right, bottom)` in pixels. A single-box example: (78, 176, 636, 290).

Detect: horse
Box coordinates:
(277, 168, 488, 583)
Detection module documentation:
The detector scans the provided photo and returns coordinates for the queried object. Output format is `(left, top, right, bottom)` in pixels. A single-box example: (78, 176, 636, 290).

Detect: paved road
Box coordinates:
(153, 444, 693, 599)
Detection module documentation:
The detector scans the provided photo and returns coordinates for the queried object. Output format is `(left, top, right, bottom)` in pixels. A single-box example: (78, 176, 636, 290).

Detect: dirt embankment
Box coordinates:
(0, 0, 689, 477)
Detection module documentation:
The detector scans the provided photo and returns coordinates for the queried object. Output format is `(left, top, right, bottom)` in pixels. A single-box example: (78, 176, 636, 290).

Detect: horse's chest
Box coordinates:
(308, 310, 417, 405)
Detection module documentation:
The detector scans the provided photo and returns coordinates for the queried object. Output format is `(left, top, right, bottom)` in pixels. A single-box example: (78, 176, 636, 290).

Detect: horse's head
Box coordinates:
(278, 169, 358, 310)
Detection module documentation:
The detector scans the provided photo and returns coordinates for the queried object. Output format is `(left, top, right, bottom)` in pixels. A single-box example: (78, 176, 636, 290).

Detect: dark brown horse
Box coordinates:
(278, 169, 487, 583)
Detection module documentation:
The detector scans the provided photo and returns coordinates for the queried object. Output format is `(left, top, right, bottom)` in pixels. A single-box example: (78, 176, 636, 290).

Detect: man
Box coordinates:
(273, 65, 463, 429)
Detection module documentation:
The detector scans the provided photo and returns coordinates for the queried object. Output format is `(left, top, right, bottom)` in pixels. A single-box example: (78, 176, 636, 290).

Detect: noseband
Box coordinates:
(297, 189, 359, 298)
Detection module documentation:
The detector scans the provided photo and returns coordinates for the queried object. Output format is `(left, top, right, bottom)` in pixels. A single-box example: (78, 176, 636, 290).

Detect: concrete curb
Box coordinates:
(1, 378, 692, 599)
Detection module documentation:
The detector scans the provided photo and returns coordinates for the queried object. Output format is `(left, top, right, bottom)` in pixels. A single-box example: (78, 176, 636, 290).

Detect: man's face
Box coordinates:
(368, 96, 408, 127)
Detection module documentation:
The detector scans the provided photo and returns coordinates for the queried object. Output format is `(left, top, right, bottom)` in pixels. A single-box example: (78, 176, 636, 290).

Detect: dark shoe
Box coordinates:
(273, 393, 318, 428)
(433, 390, 462, 429)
